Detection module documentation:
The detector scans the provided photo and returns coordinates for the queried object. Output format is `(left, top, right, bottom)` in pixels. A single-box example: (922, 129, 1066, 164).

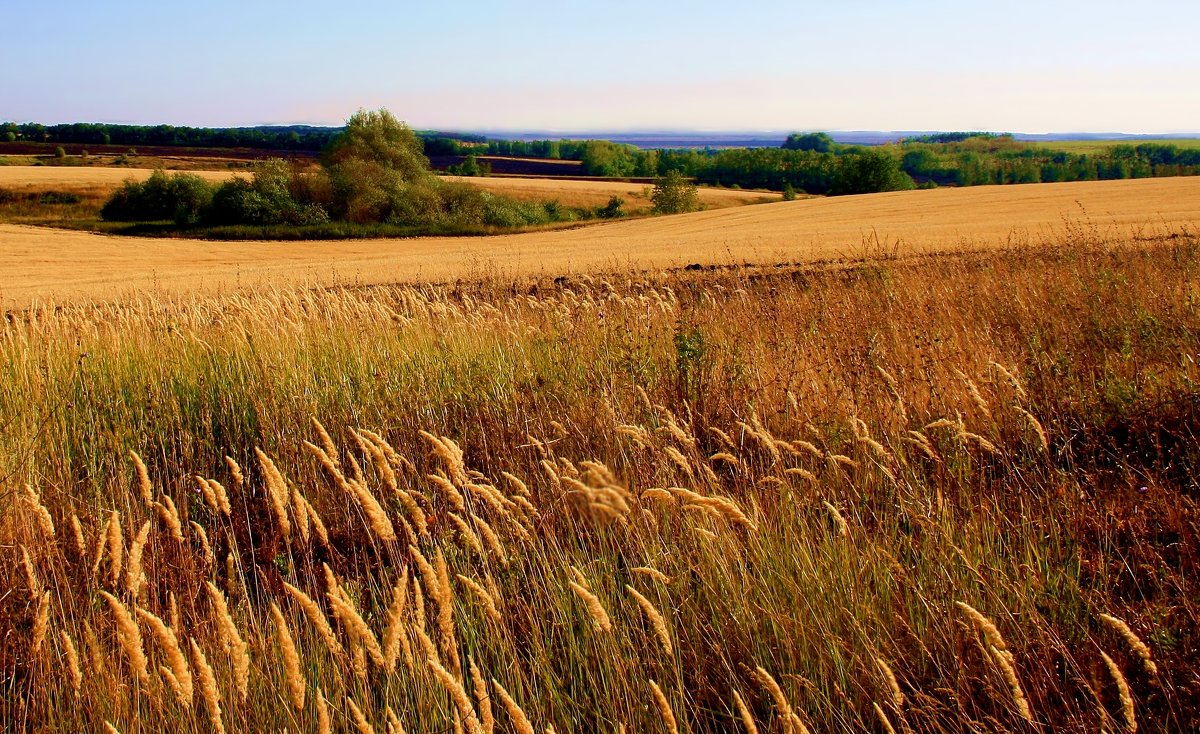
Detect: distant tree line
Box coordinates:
(0, 121, 488, 153)
(8, 119, 1197, 196)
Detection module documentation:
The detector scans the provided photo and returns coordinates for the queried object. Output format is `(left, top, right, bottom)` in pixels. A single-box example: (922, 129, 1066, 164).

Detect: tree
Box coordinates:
(830, 151, 915, 195)
(322, 108, 430, 183)
(580, 140, 637, 177)
(783, 132, 835, 153)
(651, 171, 699, 214)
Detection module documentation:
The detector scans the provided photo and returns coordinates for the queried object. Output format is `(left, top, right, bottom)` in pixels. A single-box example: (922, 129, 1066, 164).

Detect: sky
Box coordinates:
(2, 0, 1198, 134)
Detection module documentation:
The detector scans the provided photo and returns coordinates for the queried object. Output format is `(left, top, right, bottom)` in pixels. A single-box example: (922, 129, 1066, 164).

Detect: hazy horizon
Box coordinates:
(3, 0, 1198, 134)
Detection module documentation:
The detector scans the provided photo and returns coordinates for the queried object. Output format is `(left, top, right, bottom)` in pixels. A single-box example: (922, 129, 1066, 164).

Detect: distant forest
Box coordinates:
(3, 121, 1198, 196)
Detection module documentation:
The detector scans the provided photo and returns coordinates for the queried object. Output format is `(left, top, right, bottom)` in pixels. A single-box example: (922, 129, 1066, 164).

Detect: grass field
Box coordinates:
(1028, 138, 1200, 154)
(2, 173, 1200, 733)
(1, 176, 1197, 307)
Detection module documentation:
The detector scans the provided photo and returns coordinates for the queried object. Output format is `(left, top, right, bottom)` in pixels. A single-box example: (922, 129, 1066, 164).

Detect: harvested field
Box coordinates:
(1, 177, 1196, 308)
(441, 174, 779, 211)
(0, 166, 237, 190)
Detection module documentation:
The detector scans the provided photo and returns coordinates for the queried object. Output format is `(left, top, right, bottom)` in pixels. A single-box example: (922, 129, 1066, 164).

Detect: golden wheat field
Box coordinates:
(439, 175, 780, 211)
(1, 176, 1197, 308)
(2, 170, 1200, 733)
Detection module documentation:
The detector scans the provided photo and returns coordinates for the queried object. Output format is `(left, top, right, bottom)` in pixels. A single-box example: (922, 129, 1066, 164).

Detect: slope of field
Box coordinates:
(1, 177, 1197, 308)
(441, 174, 778, 211)
(0, 166, 237, 189)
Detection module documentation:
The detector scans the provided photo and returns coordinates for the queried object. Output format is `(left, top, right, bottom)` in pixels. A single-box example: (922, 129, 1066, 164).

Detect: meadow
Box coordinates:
(1, 171, 1199, 732)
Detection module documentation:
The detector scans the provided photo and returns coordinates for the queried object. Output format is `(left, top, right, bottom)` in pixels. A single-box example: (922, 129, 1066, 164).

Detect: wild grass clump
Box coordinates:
(1, 226, 1198, 731)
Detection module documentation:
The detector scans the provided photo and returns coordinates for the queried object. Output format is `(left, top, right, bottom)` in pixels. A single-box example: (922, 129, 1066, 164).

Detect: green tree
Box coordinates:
(830, 151, 915, 195)
(322, 108, 430, 183)
(651, 171, 699, 214)
(580, 140, 637, 177)
(783, 132, 835, 153)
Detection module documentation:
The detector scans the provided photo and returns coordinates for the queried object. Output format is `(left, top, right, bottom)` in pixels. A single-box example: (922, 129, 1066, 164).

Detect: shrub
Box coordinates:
(597, 195, 625, 218)
(651, 171, 699, 214)
(100, 170, 214, 224)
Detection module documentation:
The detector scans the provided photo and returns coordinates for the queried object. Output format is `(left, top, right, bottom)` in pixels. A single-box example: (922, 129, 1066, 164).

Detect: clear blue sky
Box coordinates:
(2, 0, 1197, 133)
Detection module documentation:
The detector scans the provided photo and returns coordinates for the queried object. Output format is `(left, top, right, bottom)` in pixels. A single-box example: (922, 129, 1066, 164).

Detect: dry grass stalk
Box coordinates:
(632, 566, 671, 585)
(955, 601, 1008, 651)
(568, 579, 613, 633)
(383, 574, 414, 672)
(21, 547, 41, 597)
(125, 521, 152, 598)
(420, 430, 469, 486)
(428, 658, 484, 734)
(822, 501, 849, 536)
(22, 484, 55, 538)
(732, 689, 759, 734)
(470, 657, 495, 734)
(312, 416, 341, 467)
(99, 590, 149, 686)
(31, 590, 50, 658)
(190, 639, 225, 734)
(648, 680, 679, 734)
(873, 702, 899, 734)
(83, 621, 104, 678)
(224, 455, 244, 489)
(492, 679, 535, 734)
(255, 448, 292, 541)
(626, 585, 673, 657)
(474, 514, 509, 563)
(317, 687, 332, 734)
(988, 361, 1028, 401)
(1013, 405, 1049, 453)
(988, 645, 1032, 723)
(500, 471, 530, 497)
(327, 587, 385, 666)
(1100, 613, 1158, 680)
(290, 482, 312, 545)
(875, 656, 905, 709)
(106, 510, 124, 588)
(282, 580, 344, 658)
(152, 493, 186, 542)
(432, 548, 462, 675)
(194, 474, 219, 513)
(190, 520, 215, 568)
(300, 494, 331, 546)
(207, 478, 232, 515)
(204, 581, 249, 700)
(270, 602, 305, 710)
(137, 606, 193, 706)
(386, 705, 407, 734)
(457, 573, 503, 625)
(958, 371, 992, 420)
(130, 450, 154, 505)
(1101, 650, 1137, 732)
(449, 513, 486, 555)
(349, 696, 378, 734)
(70, 514, 86, 556)
(428, 472, 467, 513)
(60, 630, 83, 696)
(754, 666, 806, 734)
(104, 723, 121, 734)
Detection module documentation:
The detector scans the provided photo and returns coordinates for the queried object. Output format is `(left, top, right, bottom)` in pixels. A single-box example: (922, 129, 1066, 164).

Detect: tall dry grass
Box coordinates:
(1, 225, 1198, 732)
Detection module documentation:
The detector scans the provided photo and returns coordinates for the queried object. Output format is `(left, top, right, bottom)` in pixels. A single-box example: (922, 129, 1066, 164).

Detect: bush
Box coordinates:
(651, 171, 699, 214)
(597, 195, 625, 218)
(101, 170, 214, 224)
